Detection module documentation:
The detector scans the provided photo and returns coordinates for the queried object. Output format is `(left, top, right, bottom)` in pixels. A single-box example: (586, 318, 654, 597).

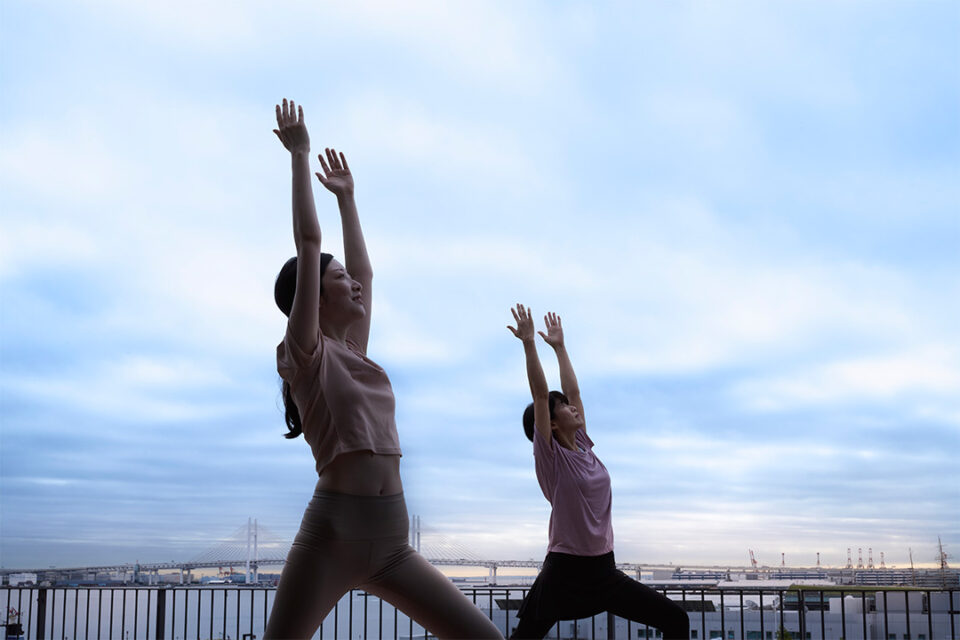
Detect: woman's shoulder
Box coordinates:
(277, 326, 324, 376)
(575, 428, 594, 449)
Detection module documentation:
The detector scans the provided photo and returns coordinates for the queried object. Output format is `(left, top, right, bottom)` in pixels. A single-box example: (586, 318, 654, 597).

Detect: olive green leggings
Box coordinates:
(264, 489, 503, 640)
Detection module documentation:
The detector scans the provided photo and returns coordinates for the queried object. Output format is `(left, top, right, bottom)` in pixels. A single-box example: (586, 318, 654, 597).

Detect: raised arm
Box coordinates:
(508, 304, 552, 446)
(539, 312, 586, 433)
(316, 149, 373, 352)
(274, 99, 322, 355)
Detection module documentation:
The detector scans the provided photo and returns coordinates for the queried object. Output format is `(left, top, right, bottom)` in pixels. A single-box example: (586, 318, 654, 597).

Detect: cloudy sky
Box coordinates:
(1, 1, 957, 572)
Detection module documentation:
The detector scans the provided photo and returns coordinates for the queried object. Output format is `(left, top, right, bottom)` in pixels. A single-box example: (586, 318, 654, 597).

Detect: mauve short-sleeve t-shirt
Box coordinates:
(276, 329, 402, 475)
(533, 427, 614, 556)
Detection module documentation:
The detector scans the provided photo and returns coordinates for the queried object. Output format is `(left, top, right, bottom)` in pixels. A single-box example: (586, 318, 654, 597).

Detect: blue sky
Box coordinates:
(1, 0, 958, 571)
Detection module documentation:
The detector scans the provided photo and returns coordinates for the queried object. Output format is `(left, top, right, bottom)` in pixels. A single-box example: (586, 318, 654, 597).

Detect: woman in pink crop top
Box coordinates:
(507, 304, 689, 640)
(263, 99, 502, 640)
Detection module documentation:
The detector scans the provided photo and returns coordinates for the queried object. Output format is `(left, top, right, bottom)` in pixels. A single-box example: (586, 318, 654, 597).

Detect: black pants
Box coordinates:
(511, 552, 689, 640)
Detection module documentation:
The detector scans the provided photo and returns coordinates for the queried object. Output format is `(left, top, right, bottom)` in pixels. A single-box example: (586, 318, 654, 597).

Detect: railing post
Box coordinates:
(35, 589, 47, 640)
(155, 588, 166, 640)
(798, 589, 806, 639)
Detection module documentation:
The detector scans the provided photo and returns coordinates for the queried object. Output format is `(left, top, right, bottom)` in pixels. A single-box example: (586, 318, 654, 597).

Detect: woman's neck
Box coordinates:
(319, 321, 350, 344)
(554, 429, 578, 451)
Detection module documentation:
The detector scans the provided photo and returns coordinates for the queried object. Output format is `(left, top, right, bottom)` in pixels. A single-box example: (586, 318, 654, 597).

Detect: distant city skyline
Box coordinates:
(2, 1, 958, 571)
(1, 514, 951, 573)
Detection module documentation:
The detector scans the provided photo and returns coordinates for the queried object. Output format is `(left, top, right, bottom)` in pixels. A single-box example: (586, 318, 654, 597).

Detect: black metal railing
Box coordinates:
(2, 584, 957, 639)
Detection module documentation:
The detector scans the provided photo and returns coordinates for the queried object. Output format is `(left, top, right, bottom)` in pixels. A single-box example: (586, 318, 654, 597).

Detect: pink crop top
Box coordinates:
(276, 328, 402, 475)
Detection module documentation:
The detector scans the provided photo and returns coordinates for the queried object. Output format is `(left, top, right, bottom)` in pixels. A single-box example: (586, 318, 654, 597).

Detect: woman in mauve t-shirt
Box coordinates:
(263, 99, 502, 640)
(507, 304, 689, 640)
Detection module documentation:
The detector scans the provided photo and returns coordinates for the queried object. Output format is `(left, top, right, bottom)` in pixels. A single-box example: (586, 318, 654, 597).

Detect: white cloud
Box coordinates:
(0, 119, 135, 205)
(536, 204, 927, 376)
(341, 94, 553, 195)
(70, 0, 263, 51)
(639, 89, 759, 155)
(67, 0, 559, 92)
(0, 220, 101, 278)
(322, 0, 559, 92)
(0, 353, 256, 425)
(732, 347, 960, 412)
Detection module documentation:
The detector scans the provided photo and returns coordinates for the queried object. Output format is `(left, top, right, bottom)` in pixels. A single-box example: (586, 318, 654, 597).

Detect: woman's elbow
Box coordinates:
(530, 388, 549, 402)
(296, 235, 321, 251)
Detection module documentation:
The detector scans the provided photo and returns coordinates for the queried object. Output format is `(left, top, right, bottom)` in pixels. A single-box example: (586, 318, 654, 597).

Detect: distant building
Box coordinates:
(5, 573, 37, 586)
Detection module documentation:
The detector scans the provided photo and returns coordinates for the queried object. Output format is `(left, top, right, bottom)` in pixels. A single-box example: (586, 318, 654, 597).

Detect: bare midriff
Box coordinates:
(315, 450, 403, 496)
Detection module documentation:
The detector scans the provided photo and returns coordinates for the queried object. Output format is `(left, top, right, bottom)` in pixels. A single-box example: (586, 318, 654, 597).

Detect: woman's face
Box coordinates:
(550, 401, 582, 435)
(319, 259, 365, 323)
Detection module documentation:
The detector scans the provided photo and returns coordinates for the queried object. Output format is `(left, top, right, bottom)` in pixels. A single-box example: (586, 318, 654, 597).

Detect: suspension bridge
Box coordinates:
(1, 517, 662, 584)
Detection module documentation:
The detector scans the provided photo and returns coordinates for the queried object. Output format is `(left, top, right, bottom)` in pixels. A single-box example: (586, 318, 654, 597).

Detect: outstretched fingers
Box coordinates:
(508, 303, 537, 340)
(326, 148, 342, 171)
(273, 98, 311, 154)
(514, 303, 530, 325)
(274, 98, 303, 126)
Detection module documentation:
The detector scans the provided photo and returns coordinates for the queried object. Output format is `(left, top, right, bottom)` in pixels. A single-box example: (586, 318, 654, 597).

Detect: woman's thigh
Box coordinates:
(263, 539, 367, 640)
(510, 612, 556, 640)
(604, 578, 689, 640)
(365, 546, 505, 640)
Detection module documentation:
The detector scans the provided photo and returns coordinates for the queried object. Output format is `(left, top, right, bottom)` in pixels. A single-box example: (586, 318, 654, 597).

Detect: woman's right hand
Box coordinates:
(507, 304, 536, 343)
(273, 98, 310, 154)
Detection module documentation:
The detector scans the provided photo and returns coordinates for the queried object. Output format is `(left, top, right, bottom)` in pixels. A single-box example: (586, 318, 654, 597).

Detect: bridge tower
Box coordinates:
(410, 515, 422, 553)
(246, 518, 259, 584)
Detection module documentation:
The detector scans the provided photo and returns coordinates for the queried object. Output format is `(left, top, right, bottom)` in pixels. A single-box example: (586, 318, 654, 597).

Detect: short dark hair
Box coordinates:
(522, 390, 569, 442)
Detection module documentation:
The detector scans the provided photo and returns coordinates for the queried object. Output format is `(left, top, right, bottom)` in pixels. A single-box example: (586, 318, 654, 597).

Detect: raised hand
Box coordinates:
(538, 312, 564, 349)
(316, 148, 354, 198)
(507, 304, 536, 342)
(273, 98, 310, 154)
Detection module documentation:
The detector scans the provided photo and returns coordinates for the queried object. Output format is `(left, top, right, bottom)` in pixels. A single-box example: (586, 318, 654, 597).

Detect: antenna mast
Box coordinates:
(940, 536, 950, 588)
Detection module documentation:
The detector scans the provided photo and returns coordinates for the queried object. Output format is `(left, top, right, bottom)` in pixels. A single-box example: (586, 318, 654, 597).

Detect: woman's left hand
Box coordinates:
(538, 312, 564, 348)
(316, 148, 354, 198)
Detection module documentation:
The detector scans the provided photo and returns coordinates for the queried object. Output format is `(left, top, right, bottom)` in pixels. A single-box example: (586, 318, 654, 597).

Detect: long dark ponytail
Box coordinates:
(274, 253, 334, 439)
